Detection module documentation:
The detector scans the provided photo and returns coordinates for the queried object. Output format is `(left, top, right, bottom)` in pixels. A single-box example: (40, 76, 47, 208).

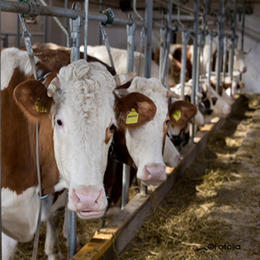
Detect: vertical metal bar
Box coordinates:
(0, 11, 1, 222)
(127, 20, 135, 73)
(223, 35, 227, 79)
(230, 0, 237, 95)
(207, 33, 213, 87)
(144, 0, 153, 78)
(162, 0, 172, 88)
(196, 34, 201, 93)
(180, 31, 189, 100)
(191, 0, 199, 141)
(16, 14, 20, 48)
(84, 0, 89, 60)
(43, 16, 47, 43)
(121, 164, 130, 209)
(159, 27, 166, 82)
(140, 183, 147, 195)
(241, 0, 246, 51)
(98, 0, 103, 45)
(65, 0, 69, 46)
(69, 4, 81, 257)
(216, 0, 225, 94)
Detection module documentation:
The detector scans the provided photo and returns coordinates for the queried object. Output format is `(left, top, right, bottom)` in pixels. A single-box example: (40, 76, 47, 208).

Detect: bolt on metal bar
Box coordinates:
(207, 33, 213, 87)
(144, 0, 153, 78)
(127, 20, 135, 73)
(180, 31, 189, 100)
(216, 0, 225, 95)
(121, 164, 130, 209)
(191, 0, 199, 142)
(68, 4, 82, 257)
(84, 0, 89, 60)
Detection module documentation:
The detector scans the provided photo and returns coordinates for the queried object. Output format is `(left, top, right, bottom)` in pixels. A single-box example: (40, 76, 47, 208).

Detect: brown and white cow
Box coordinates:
(1, 47, 123, 258)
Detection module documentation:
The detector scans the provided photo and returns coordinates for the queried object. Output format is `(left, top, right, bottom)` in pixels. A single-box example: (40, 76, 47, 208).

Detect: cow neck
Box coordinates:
(1, 68, 59, 195)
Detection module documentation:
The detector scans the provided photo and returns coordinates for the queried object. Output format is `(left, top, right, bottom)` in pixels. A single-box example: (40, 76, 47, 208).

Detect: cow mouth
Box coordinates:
(78, 210, 105, 219)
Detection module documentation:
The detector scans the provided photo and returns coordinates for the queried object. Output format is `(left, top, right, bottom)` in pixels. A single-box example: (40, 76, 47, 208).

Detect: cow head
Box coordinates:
(14, 60, 119, 219)
(234, 49, 247, 74)
(202, 83, 231, 117)
(114, 77, 175, 186)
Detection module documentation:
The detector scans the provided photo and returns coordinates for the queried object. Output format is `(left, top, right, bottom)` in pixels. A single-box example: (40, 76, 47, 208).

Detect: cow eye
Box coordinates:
(56, 119, 63, 126)
(165, 119, 170, 124)
(109, 124, 116, 132)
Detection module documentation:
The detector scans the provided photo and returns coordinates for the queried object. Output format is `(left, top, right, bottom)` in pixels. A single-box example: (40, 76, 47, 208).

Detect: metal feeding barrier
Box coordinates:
(0, 0, 248, 258)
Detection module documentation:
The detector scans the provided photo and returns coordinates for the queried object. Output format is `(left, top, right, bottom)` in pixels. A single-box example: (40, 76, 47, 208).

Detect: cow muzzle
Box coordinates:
(141, 163, 166, 186)
(69, 186, 107, 219)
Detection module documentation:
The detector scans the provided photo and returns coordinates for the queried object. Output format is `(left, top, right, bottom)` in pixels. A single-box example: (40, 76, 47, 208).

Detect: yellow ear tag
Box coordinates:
(126, 108, 139, 124)
(34, 98, 47, 113)
(172, 110, 182, 121)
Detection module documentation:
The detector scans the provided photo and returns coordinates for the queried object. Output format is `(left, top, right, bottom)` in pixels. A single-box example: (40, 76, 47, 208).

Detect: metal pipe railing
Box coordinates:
(127, 18, 135, 73)
(180, 31, 189, 100)
(121, 164, 130, 209)
(241, 0, 246, 51)
(216, 0, 225, 94)
(84, 0, 89, 59)
(144, 0, 153, 78)
(191, 0, 199, 142)
(207, 33, 213, 87)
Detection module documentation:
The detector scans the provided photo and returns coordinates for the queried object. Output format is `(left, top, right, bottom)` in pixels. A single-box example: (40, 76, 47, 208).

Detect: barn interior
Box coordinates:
(1, 0, 260, 259)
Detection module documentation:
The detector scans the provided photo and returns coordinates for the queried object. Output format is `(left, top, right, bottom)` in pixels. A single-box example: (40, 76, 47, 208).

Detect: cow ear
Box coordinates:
(115, 92, 157, 128)
(13, 79, 52, 120)
(169, 100, 197, 127)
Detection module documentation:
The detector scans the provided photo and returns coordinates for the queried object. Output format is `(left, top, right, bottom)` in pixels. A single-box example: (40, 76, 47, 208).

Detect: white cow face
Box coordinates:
(47, 61, 117, 219)
(203, 84, 231, 117)
(115, 77, 170, 186)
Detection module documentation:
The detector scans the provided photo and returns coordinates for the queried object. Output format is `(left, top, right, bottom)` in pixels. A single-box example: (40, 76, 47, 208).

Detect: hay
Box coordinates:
(120, 94, 260, 260)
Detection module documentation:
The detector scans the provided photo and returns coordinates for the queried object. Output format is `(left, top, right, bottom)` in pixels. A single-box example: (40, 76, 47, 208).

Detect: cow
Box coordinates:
(1, 47, 132, 259)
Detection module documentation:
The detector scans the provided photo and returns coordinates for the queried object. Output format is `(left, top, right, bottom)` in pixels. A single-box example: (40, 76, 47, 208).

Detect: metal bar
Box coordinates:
(16, 14, 20, 48)
(191, 0, 199, 142)
(159, 27, 166, 83)
(127, 21, 135, 73)
(241, 0, 246, 51)
(84, 0, 89, 60)
(98, 0, 103, 45)
(144, 0, 153, 78)
(0, 5, 2, 258)
(180, 31, 189, 100)
(43, 16, 47, 43)
(223, 35, 227, 79)
(196, 34, 201, 93)
(68, 4, 82, 257)
(207, 33, 213, 87)
(230, 0, 237, 96)
(140, 183, 147, 195)
(65, 0, 69, 45)
(39, 0, 70, 47)
(216, 0, 225, 94)
(121, 164, 130, 209)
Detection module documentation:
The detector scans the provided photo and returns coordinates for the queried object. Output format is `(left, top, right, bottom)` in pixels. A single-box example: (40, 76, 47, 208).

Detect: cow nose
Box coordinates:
(142, 164, 166, 185)
(71, 186, 107, 218)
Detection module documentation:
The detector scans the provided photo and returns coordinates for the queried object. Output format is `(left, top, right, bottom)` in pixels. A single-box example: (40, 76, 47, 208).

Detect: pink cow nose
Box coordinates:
(71, 186, 107, 219)
(142, 164, 166, 186)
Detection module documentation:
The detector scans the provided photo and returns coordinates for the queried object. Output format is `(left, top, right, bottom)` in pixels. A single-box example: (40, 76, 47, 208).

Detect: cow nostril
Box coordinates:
(94, 190, 102, 204)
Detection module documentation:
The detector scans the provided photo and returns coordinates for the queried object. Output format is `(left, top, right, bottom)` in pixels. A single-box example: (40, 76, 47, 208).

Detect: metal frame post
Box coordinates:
(16, 14, 20, 48)
(241, 0, 246, 51)
(68, 4, 81, 258)
(127, 19, 135, 73)
(180, 31, 189, 100)
(121, 164, 130, 209)
(223, 35, 227, 79)
(196, 34, 201, 94)
(207, 33, 213, 87)
(191, 0, 199, 141)
(83, 0, 89, 60)
(216, 0, 225, 94)
(159, 26, 167, 83)
(144, 0, 153, 78)
(229, 0, 237, 95)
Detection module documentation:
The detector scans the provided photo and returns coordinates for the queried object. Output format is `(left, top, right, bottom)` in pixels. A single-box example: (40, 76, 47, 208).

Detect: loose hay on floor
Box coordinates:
(120, 94, 260, 260)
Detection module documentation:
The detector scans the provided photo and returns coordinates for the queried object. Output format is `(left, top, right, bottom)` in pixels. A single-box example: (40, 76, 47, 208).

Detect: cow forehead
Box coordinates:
(50, 60, 115, 121)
